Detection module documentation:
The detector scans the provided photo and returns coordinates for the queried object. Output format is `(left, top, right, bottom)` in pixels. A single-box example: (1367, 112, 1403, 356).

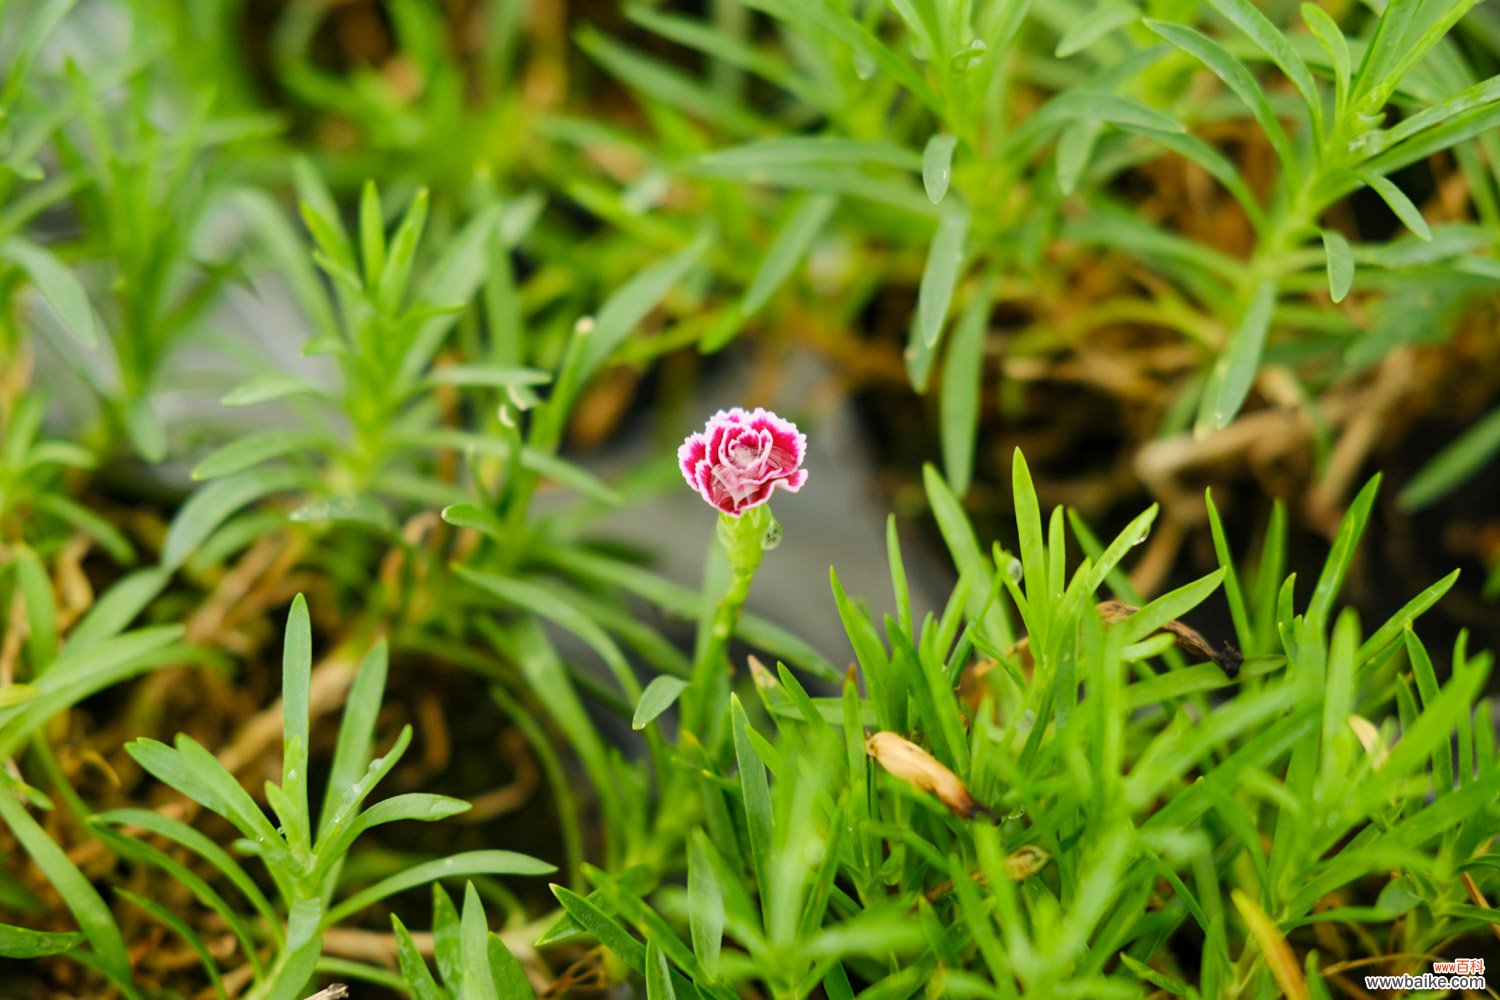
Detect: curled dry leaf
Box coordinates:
(1095, 600, 1243, 675)
(1347, 715, 1387, 770)
(865, 731, 995, 820)
(959, 600, 1242, 714)
(302, 986, 349, 1000)
(922, 846, 1052, 903)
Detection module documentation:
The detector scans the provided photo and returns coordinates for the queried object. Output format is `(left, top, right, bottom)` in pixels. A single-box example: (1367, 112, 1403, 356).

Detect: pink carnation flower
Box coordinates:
(678, 407, 807, 516)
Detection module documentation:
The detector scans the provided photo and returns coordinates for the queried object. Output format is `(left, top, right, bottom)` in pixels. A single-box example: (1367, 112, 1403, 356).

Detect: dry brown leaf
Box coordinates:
(1233, 890, 1309, 1000)
(865, 731, 994, 820)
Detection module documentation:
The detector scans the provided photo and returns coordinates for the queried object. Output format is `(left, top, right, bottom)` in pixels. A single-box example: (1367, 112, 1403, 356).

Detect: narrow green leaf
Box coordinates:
(1321, 229, 1354, 303)
(1403, 630, 1453, 793)
(1200, 0, 1322, 130)
(1300, 4, 1349, 96)
(358, 180, 386, 288)
(193, 430, 320, 481)
(92, 808, 278, 933)
(1357, 171, 1432, 241)
(645, 939, 677, 1000)
(923, 464, 1014, 649)
(321, 641, 389, 837)
(916, 203, 969, 349)
(922, 134, 957, 204)
(1307, 475, 1381, 631)
(1351, 0, 1420, 104)
(391, 915, 442, 1000)
(743, 193, 837, 315)
(288, 494, 397, 532)
(731, 695, 772, 922)
(125, 397, 167, 464)
(1118, 569, 1226, 645)
(688, 830, 724, 975)
(282, 594, 311, 801)
(0, 789, 128, 979)
(116, 889, 227, 1000)
(940, 277, 993, 496)
(632, 675, 690, 731)
(0, 923, 85, 958)
(577, 235, 709, 379)
(1055, 1, 1138, 56)
(1056, 120, 1104, 196)
(2, 237, 97, 346)
(1201, 277, 1278, 431)
(697, 137, 921, 173)
(221, 372, 319, 408)
(461, 883, 500, 1000)
(325, 851, 554, 927)
(1399, 405, 1500, 511)
(425, 363, 550, 389)
(1145, 19, 1295, 169)
(161, 468, 308, 572)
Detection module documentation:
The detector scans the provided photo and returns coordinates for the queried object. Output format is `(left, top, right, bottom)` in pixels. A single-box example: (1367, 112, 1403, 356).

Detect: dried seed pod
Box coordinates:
(865, 731, 995, 820)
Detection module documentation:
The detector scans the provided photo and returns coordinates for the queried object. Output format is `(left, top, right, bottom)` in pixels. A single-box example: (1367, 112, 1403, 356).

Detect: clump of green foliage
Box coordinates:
(580, 451, 1496, 998)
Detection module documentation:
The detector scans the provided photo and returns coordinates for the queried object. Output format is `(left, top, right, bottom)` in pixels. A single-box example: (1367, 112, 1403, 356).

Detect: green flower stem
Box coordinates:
(684, 504, 778, 755)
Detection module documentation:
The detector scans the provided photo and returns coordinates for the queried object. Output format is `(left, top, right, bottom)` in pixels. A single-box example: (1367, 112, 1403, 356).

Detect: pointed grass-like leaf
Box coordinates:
(1055, 1, 1138, 56)
(1307, 475, 1381, 632)
(1357, 171, 1431, 241)
(193, 430, 321, 481)
(320, 640, 389, 837)
(1398, 405, 1500, 511)
(731, 695, 773, 923)
(551, 884, 646, 969)
(632, 675, 689, 731)
(116, 888, 227, 1000)
(939, 277, 993, 497)
(1145, 20, 1295, 170)
(922, 134, 957, 204)
(688, 830, 724, 976)
(1117, 569, 1226, 646)
(1204, 490, 1252, 653)
(1200, 0, 1321, 132)
(645, 938, 677, 999)
(916, 203, 970, 349)
(324, 850, 554, 927)
(0, 923, 85, 958)
(391, 914, 443, 1000)
(1357, 569, 1459, 669)
(460, 883, 500, 1000)
(743, 193, 837, 316)
(577, 233, 710, 380)
(1199, 277, 1277, 431)
(1403, 630, 1453, 794)
(1320, 228, 1354, 303)
(282, 595, 311, 817)
(0, 787, 128, 980)
(2, 237, 97, 346)
(162, 468, 309, 572)
(924, 464, 1015, 648)
(93, 808, 277, 947)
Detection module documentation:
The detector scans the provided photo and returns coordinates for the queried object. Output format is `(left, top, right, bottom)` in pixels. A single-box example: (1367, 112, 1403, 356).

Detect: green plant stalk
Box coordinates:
(685, 505, 776, 758)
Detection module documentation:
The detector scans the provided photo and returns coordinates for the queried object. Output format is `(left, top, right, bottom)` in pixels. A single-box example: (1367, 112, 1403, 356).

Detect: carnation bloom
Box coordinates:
(678, 407, 807, 516)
